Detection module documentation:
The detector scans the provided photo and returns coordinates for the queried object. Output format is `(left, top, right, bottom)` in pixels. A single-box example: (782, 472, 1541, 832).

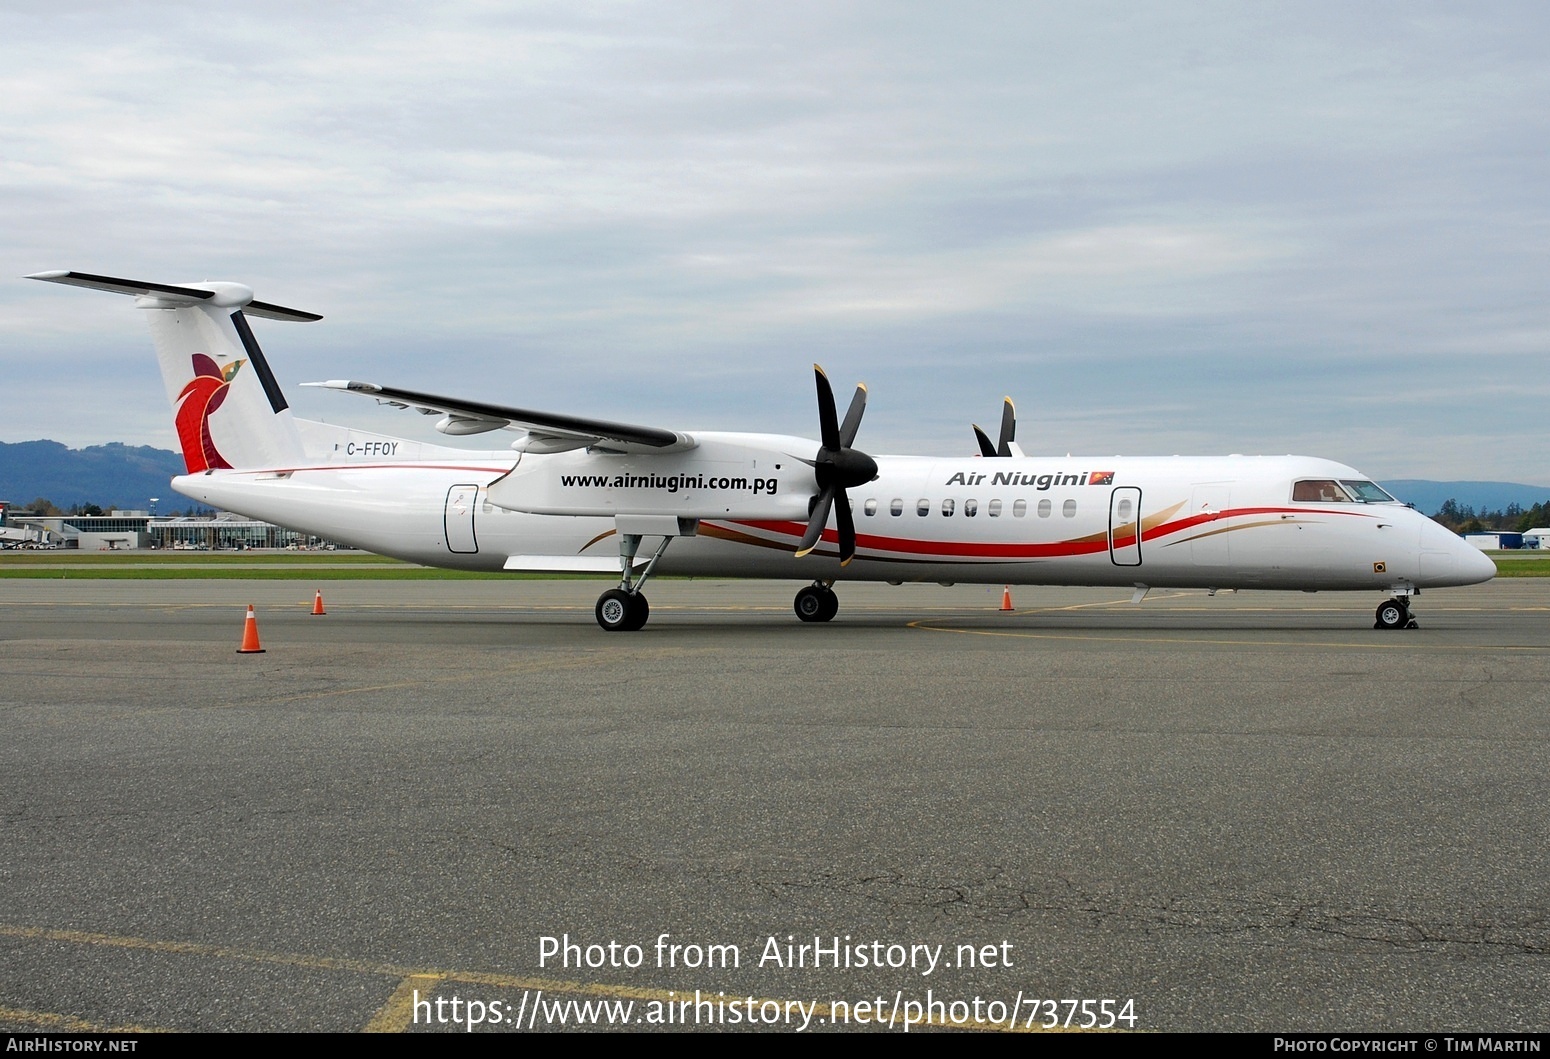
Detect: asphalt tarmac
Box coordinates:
(1, 578, 1546, 1033)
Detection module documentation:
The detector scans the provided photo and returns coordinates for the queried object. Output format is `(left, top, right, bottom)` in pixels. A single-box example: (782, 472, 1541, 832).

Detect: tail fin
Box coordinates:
(28, 271, 314, 472)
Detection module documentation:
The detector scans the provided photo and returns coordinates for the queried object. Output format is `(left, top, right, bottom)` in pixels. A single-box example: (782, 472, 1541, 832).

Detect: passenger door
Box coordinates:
(1109, 486, 1143, 566)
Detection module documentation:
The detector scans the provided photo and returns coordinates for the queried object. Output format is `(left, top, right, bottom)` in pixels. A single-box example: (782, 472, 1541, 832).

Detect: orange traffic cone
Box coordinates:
(311, 590, 326, 616)
(237, 605, 266, 654)
(999, 586, 1014, 611)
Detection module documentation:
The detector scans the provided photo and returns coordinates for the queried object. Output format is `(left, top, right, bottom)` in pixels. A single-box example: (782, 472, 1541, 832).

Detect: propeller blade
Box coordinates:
(813, 366, 841, 452)
(839, 383, 867, 448)
(997, 397, 1016, 458)
(972, 424, 997, 458)
(834, 492, 857, 565)
(799, 366, 875, 563)
(794, 487, 835, 558)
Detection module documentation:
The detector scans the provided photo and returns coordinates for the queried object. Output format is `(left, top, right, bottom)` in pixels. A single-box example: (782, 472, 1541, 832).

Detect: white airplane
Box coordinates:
(28, 270, 1495, 632)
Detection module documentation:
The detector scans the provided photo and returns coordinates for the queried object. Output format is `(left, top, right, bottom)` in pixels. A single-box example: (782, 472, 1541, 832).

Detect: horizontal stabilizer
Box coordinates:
(27, 271, 321, 322)
(243, 300, 325, 323)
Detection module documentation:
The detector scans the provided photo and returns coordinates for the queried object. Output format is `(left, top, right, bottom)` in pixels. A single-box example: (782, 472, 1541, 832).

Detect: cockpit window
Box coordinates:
(1292, 479, 1354, 503)
(1340, 480, 1397, 503)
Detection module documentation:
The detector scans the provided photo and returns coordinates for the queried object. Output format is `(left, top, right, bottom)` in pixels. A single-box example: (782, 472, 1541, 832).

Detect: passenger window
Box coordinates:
(1117, 498, 1132, 522)
(942, 499, 955, 517)
(864, 498, 877, 516)
(917, 499, 930, 516)
(1062, 499, 1077, 518)
(964, 500, 978, 517)
(1013, 500, 1027, 517)
(1038, 499, 1051, 518)
(890, 498, 903, 516)
(988, 500, 1002, 517)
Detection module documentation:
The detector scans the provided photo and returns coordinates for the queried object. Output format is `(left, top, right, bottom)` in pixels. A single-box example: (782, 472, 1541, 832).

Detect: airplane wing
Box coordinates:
(302, 380, 697, 454)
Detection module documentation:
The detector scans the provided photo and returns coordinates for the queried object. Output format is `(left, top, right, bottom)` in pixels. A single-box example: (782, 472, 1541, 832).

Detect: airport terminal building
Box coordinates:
(1, 505, 334, 550)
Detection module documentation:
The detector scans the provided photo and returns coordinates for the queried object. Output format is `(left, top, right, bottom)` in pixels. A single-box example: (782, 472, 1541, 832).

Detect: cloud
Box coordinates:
(2, 3, 1546, 482)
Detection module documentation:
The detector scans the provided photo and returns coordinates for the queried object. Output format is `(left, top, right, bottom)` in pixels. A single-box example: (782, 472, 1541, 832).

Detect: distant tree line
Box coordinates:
(1432, 499, 1550, 536)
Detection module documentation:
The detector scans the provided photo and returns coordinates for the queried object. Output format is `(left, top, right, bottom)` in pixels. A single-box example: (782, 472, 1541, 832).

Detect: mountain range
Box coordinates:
(1382, 480, 1550, 516)
(0, 441, 190, 512)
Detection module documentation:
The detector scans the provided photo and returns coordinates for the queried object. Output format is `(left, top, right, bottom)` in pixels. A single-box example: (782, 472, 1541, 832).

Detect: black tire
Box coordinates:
(597, 589, 641, 632)
(1374, 598, 1408, 630)
(623, 593, 650, 631)
(794, 585, 838, 623)
(794, 586, 827, 622)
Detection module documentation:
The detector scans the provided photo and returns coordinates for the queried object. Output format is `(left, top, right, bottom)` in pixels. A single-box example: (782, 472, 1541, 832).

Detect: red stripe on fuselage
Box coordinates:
(727, 506, 1378, 561)
(221, 463, 516, 476)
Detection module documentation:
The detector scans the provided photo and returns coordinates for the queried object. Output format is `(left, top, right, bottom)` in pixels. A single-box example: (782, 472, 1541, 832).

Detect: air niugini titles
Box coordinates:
(945, 469, 1115, 489)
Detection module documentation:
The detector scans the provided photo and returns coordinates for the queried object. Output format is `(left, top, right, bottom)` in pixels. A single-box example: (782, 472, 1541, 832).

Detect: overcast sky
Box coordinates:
(3, 2, 1546, 483)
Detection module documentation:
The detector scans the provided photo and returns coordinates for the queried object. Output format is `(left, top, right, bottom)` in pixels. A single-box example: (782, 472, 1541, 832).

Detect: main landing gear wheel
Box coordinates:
(1374, 598, 1417, 631)
(597, 589, 649, 632)
(794, 584, 839, 623)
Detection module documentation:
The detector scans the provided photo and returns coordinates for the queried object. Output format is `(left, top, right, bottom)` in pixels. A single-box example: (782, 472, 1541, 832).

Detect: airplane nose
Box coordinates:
(1458, 539, 1498, 584)
(1416, 516, 1497, 586)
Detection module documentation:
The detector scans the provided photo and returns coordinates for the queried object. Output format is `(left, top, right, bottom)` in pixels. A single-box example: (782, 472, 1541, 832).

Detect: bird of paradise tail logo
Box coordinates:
(175, 353, 246, 472)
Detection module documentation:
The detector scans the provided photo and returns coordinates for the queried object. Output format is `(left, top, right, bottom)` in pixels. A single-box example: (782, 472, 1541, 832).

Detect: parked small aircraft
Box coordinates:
(29, 270, 1494, 631)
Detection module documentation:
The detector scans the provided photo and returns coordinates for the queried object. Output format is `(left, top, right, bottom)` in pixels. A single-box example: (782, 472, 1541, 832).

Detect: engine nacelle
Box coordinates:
(485, 432, 815, 520)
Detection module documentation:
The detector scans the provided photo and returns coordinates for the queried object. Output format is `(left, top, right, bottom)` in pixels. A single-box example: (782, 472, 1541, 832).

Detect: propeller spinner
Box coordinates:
(795, 365, 878, 565)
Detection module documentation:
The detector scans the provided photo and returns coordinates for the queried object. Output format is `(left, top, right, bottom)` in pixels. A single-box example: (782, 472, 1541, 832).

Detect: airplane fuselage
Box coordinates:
(170, 443, 1494, 594)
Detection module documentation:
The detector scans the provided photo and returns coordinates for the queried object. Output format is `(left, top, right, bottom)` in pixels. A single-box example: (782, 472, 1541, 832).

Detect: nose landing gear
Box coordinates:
(1374, 596, 1419, 630)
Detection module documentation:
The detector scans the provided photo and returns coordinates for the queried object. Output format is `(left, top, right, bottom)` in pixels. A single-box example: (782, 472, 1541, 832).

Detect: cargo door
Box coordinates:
(445, 484, 480, 554)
